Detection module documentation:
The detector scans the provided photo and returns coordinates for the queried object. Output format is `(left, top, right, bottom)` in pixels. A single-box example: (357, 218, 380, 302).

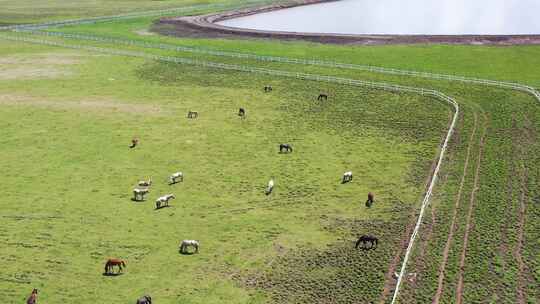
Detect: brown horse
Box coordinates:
(26, 289, 38, 304)
(365, 192, 374, 207)
(264, 85, 273, 92)
(130, 138, 139, 148)
(104, 258, 126, 274)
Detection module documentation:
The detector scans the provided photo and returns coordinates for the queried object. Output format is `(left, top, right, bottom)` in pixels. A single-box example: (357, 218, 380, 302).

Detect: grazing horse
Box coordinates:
(130, 138, 139, 148)
(138, 178, 152, 187)
(355, 235, 378, 249)
(238, 107, 246, 118)
(365, 192, 374, 207)
(26, 289, 38, 304)
(104, 258, 126, 274)
(179, 240, 200, 254)
(265, 178, 275, 195)
(136, 295, 152, 304)
(169, 172, 183, 184)
(264, 85, 273, 92)
(317, 93, 328, 101)
(279, 144, 293, 153)
(187, 111, 198, 118)
(156, 194, 175, 209)
(133, 188, 149, 201)
(342, 171, 353, 183)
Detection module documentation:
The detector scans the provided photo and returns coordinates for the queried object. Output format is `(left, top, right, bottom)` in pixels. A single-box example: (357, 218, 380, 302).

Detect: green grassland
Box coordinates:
(1, 1, 539, 303)
(0, 0, 238, 24)
(0, 43, 449, 303)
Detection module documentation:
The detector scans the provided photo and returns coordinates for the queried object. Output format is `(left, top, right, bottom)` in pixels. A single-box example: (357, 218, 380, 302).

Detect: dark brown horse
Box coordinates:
(238, 108, 246, 118)
(279, 144, 293, 153)
(130, 138, 139, 148)
(136, 295, 152, 304)
(264, 85, 273, 92)
(104, 258, 126, 274)
(317, 93, 328, 101)
(365, 192, 374, 207)
(355, 235, 378, 249)
(26, 289, 38, 304)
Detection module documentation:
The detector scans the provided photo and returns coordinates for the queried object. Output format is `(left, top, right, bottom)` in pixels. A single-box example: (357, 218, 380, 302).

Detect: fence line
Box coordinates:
(14, 29, 540, 104)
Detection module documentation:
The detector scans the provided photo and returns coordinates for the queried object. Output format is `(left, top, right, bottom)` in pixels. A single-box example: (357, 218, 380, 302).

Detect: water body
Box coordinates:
(218, 0, 540, 35)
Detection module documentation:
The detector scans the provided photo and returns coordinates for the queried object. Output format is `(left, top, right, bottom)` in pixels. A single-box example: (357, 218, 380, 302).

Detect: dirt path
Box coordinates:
(432, 112, 478, 304)
(455, 116, 488, 304)
(377, 211, 417, 304)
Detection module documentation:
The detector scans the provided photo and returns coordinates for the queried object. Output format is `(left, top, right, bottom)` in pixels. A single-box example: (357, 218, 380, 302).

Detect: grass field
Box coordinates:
(0, 1, 539, 303)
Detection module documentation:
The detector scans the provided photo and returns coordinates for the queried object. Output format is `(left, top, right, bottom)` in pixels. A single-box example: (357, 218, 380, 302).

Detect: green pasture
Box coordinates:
(0, 42, 448, 303)
(1, 1, 539, 303)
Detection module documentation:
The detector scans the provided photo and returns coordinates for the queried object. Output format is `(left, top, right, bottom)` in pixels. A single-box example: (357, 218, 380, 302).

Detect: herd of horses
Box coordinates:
(25, 86, 380, 303)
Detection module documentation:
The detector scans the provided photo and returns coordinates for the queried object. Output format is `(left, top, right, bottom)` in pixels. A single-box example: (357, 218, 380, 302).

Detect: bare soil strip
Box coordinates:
(455, 116, 488, 304)
(0, 94, 164, 114)
(432, 112, 478, 304)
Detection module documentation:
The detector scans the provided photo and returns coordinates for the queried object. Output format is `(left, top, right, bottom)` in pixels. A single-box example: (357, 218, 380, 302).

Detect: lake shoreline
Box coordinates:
(155, 0, 540, 45)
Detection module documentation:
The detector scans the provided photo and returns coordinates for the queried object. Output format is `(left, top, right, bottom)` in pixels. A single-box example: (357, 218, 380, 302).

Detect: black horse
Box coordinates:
(317, 93, 328, 101)
(355, 235, 378, 249)
(264, 85, 273, 92)
(238, 108, 246, 118)
(187, 111, 198, 119)
(136, 295, 152, 304)
(279, 144, 293, 153)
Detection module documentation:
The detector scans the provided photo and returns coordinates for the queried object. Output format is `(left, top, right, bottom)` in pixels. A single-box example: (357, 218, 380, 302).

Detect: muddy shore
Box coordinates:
(152, 0, 540, 45)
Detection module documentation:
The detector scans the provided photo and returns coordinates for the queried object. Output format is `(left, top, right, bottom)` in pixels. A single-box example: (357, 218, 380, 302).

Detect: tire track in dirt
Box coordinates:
(432, 112, 478, 304)
(514, 116, 533, 304)
(455, 115, 488, 304)
(495, 117, 519, 300)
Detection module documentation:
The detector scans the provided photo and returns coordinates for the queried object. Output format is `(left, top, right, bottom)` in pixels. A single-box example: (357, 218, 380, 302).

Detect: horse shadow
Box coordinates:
(131, 198, 145, 202)
(155, 205, 173, 210)
(179, 251, 196, 256)
(357, 246, 376, 251)
(102, 272, 124, 277)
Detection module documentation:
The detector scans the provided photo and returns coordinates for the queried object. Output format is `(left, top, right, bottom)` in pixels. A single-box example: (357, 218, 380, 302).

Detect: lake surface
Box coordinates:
(218, 0, 540, 35)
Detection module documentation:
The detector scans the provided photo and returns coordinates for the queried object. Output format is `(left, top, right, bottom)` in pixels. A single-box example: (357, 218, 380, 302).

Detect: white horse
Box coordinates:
(342, 171, 353, 183)
(138, 178, 152, 187)
(265, 178, 274, 195)
(169, 172, 183, 184)
(133, 188, 149, 201)
(179, 240, 199, 254)
(156, 194, 175, 209)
